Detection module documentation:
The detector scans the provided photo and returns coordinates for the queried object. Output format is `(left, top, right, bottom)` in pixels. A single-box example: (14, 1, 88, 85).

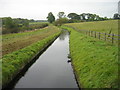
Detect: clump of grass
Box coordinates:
(67, 54, 71, 58)
(62, 26, 118, 88)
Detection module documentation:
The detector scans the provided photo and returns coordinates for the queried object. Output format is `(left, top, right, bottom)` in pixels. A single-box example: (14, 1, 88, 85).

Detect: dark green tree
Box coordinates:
(4, 17, 14, 29)
(91, 14, 96, 21)
(47, 12, 55, 23)
(67, 13, 80, 20)
(53, 18, 68, 26)
(4, 17, 19, 33)
(85, 13, 90, 20)
(22, 19, 29, 27)
(95, 15, 100, 21)
(113, 13, 120, 19)
(80, 13, 86, 20)
(57, 12, 65, 19)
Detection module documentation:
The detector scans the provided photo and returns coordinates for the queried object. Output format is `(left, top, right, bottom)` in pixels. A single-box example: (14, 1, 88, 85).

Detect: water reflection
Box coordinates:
(59, 30, 69, 40)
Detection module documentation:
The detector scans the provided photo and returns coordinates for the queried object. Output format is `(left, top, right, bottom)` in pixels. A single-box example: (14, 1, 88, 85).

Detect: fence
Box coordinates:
(65, 25, 120, 44)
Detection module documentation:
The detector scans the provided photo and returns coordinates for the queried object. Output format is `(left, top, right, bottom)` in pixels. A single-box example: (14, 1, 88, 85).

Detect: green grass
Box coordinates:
(2, 28, 61, 87)
(2, 26, 57, 42)
(29, 22, 48, 25)
(2, 26, 60, 56)
(65, 20, 118, 34)
(2, 27, 49, 41)
(62, 26, 118, 88)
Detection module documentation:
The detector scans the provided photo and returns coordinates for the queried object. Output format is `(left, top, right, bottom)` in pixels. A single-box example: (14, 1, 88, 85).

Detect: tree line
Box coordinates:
(1, 12, 119, 34)
(47, 12, 120, 26)
(2, 17, 48, 34)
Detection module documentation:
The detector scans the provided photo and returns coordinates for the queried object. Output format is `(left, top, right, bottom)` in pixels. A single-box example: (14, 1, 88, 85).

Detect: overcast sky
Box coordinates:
(0, 0, 119, 20)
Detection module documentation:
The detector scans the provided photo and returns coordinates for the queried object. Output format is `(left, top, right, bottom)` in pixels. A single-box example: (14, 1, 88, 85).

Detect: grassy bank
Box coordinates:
(2, 26, 60, 56)
(2, 26, 61, 87)
(65, 20, 118, 34)
(62, 26, 118, 88)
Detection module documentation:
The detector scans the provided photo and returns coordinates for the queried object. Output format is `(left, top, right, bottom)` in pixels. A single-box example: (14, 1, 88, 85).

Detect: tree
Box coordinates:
(53, 18, 68, 26)
(90, 14, 96, 21)
(95, 15, 100, 21)
(47, 12, 55, 23)
(4, 17, 14, 29)
(85, 13, 96, 21)
(67, 13, 80, 20)
(57, 12, 65, 19)
(4, 17, 19, 33)
(85, 13, 90, 20)
(103, 17, 108, 20)
(80, 13, 86, 20)
(22, 19, 29, 27)
(113, 13, 120, 19)
(29, 19, 34, 22)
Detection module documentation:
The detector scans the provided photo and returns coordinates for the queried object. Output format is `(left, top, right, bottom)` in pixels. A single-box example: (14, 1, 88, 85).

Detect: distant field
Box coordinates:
(65, 20, 118, 34)
(2, 25, 60, 56)
(29, 22, 48, 25)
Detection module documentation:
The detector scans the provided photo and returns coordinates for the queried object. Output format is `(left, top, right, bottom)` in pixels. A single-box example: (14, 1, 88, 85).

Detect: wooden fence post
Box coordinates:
(95, 31, 96, 38)
(89, 30, 90, 36)
(90, 31, 91, 36)
(112, 34, 114, 44)
(105, 33, 106, 41)
(99, 32, 100, 39)
(91, 31, 93, 37)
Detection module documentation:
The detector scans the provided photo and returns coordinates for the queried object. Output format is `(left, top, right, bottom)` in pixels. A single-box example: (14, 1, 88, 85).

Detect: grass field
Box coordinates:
(29, 22, 48, 25)
(65, 20, 118, 34)
(2, 25, 61, 87)
(62, 26, 118, 88)
(2, 26, 60, 56)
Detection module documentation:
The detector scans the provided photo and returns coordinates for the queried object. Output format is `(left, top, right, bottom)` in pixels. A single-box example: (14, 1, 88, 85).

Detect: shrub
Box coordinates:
(53, 18, 69, 26)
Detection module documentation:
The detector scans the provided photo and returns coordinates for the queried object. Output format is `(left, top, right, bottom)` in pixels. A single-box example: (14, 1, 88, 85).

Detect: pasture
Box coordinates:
(65, 20, 119, 44)
(62, 26, 118, 88)
(65, 20, 118, 34)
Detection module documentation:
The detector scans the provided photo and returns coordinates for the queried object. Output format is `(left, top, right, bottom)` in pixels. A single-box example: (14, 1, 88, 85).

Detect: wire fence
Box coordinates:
(64, 25, 120, 44)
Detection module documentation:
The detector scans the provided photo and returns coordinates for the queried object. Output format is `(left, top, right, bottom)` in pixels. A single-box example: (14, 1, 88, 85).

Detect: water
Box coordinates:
(13, 30, 78, 88)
